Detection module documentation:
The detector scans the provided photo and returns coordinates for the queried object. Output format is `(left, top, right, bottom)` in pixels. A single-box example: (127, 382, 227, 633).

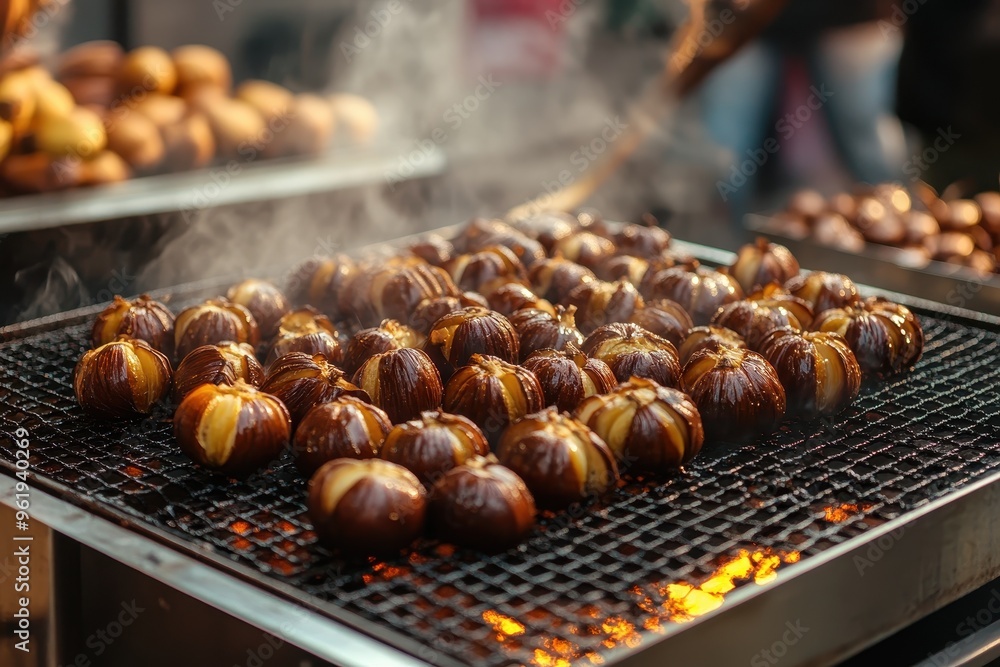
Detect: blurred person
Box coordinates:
(700, 0, 906, 219)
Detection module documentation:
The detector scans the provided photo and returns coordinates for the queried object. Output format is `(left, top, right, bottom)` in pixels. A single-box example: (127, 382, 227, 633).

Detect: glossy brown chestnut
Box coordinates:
(565, 279, 644, 334)
(902, 210, 941, 246)
(409, 234, 454, 266)
(485, 282, 555, 317)
(172, 341, 264, 401)
(344, 319, 424, 375)
(307, 458, 426, 557)
(74, 337, 172, 418)
(710, 300, 802, 351)
(443, 354, 544, 445)
(863, 297, 924, 368)
(746, 284, 816, 330)
(528, 256, 597, 303)
(226, 279, 290, 337)
(424, 307, 519, 378)
(677, 325, 748, 366)
(461, 220, 547, 268)
(261, 352, 369, 424)
(551, 231, 616, 269)
(758, 328, 861, 417)
(427, 455, 536, 552)
(613, 220, 672, 259)
(409, 293, 489, 335)
(926, 232, 976, 262)
(174, 298, 259, 361)
(510, 306, 585, 360)
(510, 211, 578, 252)
(643, 266, 744, 326)
(266, 307, 343, 366)
(286, 254, 356, 317)
(495, 407, 619, 509)
(174, 381, 291, 476)
(854, 197, 906, 245)
(574, 377, 704, 473)
(292, 396, 393, 475)
(597, 255, 650, 286)
(445, 245, 526, 292)
(522, 346, 617, 413)
(813, 213, 866, 253)
(344, 259, 459, 327)
(91, 294, 175, 356)
(352, 348, 444, 423)
(784, 272, 860, 314)
(680, 347, 786, 445)
(813, 302, 922, 377)
(729, 237, 800, 294)
(582, 322, 681, 387)
(628, 299, 693, 347)
(942, 199, 982, 232)
(380, 410, 490, 486)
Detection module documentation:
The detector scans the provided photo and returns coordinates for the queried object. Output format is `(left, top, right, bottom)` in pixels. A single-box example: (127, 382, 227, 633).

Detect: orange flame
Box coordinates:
(823, 503, 873, 523)
(483, 610, 526, 640)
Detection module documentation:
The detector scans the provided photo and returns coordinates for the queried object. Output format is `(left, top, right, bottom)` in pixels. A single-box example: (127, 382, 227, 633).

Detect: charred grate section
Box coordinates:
(2, 301, 1000, 666)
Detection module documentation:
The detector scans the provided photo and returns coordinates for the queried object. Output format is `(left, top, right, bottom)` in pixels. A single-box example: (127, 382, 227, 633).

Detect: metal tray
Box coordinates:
(745, 212, 1000, 316)
(2, 235, 1000, 667)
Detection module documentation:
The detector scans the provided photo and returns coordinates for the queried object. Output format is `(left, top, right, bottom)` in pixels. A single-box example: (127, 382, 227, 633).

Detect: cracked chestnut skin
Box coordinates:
(427, 455, 536, 552)
(758, 328, 861, 417)
(380, 410, 490, 486)
(582, 322, 681, 387)
(486, 282, 554, 318)
(174, 380, 291, 476)
(265, 306, 343, 367)
(174, 298, 260, 361)
(445, 245, 526, 292)
(812, 299, 923, 378)
(643, 266, 744, 326)
(261, 352, 370, 424)
(344, 259, 460, 328)
(710, 300, 803, 351)
(680, 347, 786, 445)
(678, 325, 748, 367)
(344, 319, 424, 375)
(612, 221, 672, 259)
(443, 354, 544, 445)
(307, 458, 426, 557)
(784, 271, 861, 314)
(565, 279, 644, 335)
(597, 254, 650, 286)
(91, 294, 175, 357)
(729, 237, 800, 294)
(522, 346, 616, 413)
(74, 337, 173, 418)
(226, 279, 290, 338)
(510, 306, 585, 361)
(423, 307, 519, 379)
(352, 348, 444, 424)
(292, 396, 393, 475)
(409, 293, 488, 335)
(496, 407, 619, 509)
(509, 210, 578, 252)
(574, 377, 704, 473)
(286, 254, 357, 318)
(629, 299, 693, 347)
(551, 231, 616, 269)
(747, 283, 816, 330)
(528, 256, 597, 303)
(172, 341, 264, 401)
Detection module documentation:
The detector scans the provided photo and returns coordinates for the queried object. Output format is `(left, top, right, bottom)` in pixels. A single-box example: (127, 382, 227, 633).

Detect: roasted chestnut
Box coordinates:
(854, 197, 906, 245)
(529, 256, 597, 303)
(307, 458, 426, 556)
(864, 297, 924, 367)
(173, 341, 264, 401)
(813, 213, 866, 253)
(510, 211, 578, 252)
(460, 219, 547, 267)
(344, 319, 423, 375)
(551, 232, 616, 269)
(445, 245, 526, 292)
(784, 272, 860, 314)
(758, 328, 861, 417)
(565, 279, 644, 334)
(926, 232, 976, 262)
(678, 325, 748, 366)
(292, 396, 393, 475)
(582, 322, 681, 387)
(628, 299, 693, 347)
(746, 284, 816, 330)
(352, 348, 444, 423)
(680, 347, 786, 445)
(942, 199, 982, 232)
(91, 294, 175, 356)
(787, 189, 827, 221)
(902, 210, 940, 246)
(409, 234, 454, 266)
(427, 455, 536, 552)
(509, 306, 585, 360)
(812, 301, 923, 377)
(174, 298, 259, 361)
(729, 238, 800, 294)
(522, 346, 617, 412)
(266, 307, 343, 366)
(286, 254, 357, 318)
(380, 410, 490, 486)
(496, 407, 618, 509)
(485, 282, 555, 317)
(174, 381, 291, 476)
(424, 307, 519, 378)
(409, 293, 490, 334)
(261, 352, 369, 424)
(226, 279, 290, 338)
(597, 255, 650, 286)
(344, 259, 459, 327)
(613, 219, 672, 259)
(643, 266, 744, 326)
(574, 377, 704, 473)
(710, 300, 802, 351)
(74, 337, 172, 418)
(443, 354, 544, 444)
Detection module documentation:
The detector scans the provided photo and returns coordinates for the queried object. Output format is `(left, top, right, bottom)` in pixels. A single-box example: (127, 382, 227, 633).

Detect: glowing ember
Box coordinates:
(362, 561, 410, 584)
(823, 503, 873, 523)
(230, 520, 251, 535)
(600, 617, 641, 649)
(122, 465, 143, 478)
(483, 610, 525, 639)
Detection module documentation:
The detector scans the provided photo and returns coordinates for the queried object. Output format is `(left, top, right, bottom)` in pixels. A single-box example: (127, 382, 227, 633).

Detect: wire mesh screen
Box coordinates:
(2, 302, 1000, 667)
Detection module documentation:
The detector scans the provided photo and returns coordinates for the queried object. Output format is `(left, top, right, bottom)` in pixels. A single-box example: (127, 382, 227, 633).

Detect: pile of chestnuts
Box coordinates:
(72, 215, 925, 558)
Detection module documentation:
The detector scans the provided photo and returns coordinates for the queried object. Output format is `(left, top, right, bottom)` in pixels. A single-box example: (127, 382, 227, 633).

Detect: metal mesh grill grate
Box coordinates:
(3, 301, 1000, 666)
